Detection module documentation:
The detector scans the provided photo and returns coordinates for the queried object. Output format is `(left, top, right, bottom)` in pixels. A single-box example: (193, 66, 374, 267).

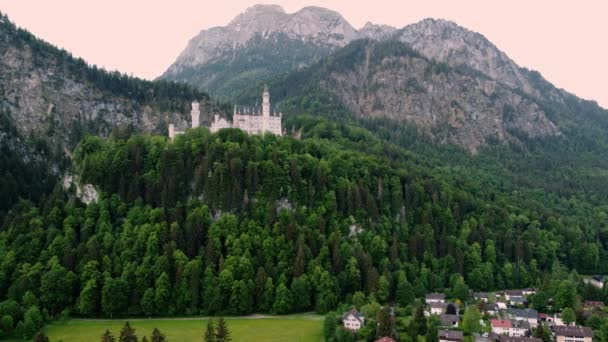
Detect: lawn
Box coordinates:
(4, 315, 324, 342)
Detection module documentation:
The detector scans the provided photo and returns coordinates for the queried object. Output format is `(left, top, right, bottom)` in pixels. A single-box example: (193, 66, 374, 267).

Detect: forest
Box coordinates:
(1, 121, 608, 339)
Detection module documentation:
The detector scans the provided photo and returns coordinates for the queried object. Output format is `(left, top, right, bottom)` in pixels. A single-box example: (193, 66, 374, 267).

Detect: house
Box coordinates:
(505, 290, 524, 301)
(375, 337, 397, 342)
(509, 296, 527, 306)
(342, 309, 365, 331)
(509, 320, 531, 337)
(491, 319, 512, 336)
(490, 319, 530, 337)
(482, 303, 500, 316)
(497, 301, 508, 310)
(427, 293, 446, 304)
(439, 314, 459, 328)
(499, 337, 542, 342)
(508, 308, 539, 328)
(552, 326, 593, 342)
(584, 275, 605, 289)
(438, 330, 464, 342)
(540, 313, 566, 326)
(474, 292, 490, 302)
(427, 302, 446, 315)
(522, 288, 536, 296)
(584, 301, 604, 310)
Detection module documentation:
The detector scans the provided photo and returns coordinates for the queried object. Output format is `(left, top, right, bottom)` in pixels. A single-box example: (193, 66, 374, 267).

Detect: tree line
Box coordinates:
(2, 124, 608, 339)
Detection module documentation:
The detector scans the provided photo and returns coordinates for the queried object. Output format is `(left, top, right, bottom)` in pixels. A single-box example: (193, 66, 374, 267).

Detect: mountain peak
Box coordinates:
(244, 4, 286, 13)
(397, 17, 537, 94)
(360, 21, 397, 40)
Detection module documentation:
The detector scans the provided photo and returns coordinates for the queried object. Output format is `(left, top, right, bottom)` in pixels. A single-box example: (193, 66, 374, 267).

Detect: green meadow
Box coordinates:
(4, 315, 324, 342)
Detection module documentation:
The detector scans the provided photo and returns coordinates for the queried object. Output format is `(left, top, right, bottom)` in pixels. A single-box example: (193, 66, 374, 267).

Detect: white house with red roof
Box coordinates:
(342, 308, 365, 331)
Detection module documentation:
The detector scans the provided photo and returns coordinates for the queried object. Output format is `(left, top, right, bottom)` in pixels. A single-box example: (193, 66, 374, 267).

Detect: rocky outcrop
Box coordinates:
(395, 19, 538, 96)
(0, 15, 210, 156)
(295, 40, 560, 152)
(163, 5, 359, 79)
(359, 22, 397, 40)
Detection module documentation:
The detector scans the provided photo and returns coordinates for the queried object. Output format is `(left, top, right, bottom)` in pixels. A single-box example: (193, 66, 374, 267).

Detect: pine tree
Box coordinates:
(215, 317, 231, 342)
(33, 333, 50, 342)
(119, 322, 138, 342)
(376, 306, 394, 338)
(102, 329, 116, 342)
(151, 328, 167, 342)
(204, 319, 216, 342)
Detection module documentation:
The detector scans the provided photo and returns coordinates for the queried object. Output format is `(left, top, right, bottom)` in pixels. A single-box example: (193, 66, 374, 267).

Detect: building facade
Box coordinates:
(168, 100, 201, 140)
(342, 309, 365, 331)
(552, 326, 593, 342)
(211, 86, 282, 136)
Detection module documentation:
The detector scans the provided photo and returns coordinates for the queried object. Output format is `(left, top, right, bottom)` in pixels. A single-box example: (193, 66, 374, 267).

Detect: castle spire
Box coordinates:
(262, 85, 270, 117)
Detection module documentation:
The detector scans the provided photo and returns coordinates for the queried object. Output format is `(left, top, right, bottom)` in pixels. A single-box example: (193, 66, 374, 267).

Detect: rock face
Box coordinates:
(0, 14, 208, 157)
(276, 40, 560, 152)
(163, 5, 359, 78)
(0, 12, 211, 212)
(395, 19, 537, 96)
(161, 5, 399, 96)
(359, 22, 397, 40)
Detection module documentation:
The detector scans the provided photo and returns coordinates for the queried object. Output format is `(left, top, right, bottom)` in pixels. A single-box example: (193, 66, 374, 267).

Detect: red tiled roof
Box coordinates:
(375, 337, 397, 342)
(584, 300, 604, 307)
(491, 319, 512, 328)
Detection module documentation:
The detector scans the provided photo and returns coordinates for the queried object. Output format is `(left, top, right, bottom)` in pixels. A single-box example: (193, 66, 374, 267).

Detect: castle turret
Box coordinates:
(168, 124, 175, 140)
(262, 85, 270, 117)
(191, 100, 200, 128)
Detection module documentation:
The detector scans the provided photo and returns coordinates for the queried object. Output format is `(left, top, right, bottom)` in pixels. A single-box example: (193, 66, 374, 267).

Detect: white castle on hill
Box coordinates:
(212, 85, 282, 136)
(168, 86, 282, 140)
(168, 100, 200, 139)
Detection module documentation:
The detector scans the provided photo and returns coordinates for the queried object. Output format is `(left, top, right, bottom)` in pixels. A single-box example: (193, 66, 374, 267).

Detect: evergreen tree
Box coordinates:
(533, 323, 552, 342)
(151, 328, 167, 342)
(119, 322, 138, 342)
(215, 317, 231, 342)
(375, 306, 394, 338)
(102, 329, 116, 342)
(408, 305, 427, 337)
(323, 314, 337, 342)
(204, 319, 216, 342)
(272, 283, 293, 314)
(33, 333, 50, 342)
(425, 324, 439, 342)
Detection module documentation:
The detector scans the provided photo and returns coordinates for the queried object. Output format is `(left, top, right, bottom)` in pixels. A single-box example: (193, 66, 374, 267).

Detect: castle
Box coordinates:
(168, 100, 200, 139)
(168, 86, 282, 139)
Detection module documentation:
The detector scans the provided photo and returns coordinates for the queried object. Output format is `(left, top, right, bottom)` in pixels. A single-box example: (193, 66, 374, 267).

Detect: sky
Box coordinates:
(1, 1, 606, 107)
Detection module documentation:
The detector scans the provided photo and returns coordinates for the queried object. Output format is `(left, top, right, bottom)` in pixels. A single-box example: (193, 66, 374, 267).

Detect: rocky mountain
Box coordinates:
(160, 5, 395, 97)
(359, 22, 397, 40)
(251, 39, 560, 152)
(394, 19, 537, 96)
(0, 13, 214, 212)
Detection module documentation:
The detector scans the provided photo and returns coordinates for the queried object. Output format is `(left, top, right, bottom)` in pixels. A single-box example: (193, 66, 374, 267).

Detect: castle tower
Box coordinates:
(168, 124, 175, 140)
(262, 85, 270, 117)
(191, 100, 200, 128)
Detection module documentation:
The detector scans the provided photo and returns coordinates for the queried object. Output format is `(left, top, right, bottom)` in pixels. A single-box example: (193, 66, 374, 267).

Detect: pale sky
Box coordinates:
(1, 1, 606, 107)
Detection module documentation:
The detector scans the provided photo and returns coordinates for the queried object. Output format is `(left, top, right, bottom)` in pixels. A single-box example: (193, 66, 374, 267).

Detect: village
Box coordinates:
(340, 284, 602, 342)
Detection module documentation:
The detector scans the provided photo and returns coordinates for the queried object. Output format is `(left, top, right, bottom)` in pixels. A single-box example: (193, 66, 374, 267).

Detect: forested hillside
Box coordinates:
(0, 12, 214, 215)
(1, 123, 606, 339)
(236, 38, 608, 202)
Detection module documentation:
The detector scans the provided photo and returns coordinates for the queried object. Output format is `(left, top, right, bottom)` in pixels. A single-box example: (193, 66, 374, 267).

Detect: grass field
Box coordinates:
(41, 315, 323, 342)
(3, 315, 324, 342)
